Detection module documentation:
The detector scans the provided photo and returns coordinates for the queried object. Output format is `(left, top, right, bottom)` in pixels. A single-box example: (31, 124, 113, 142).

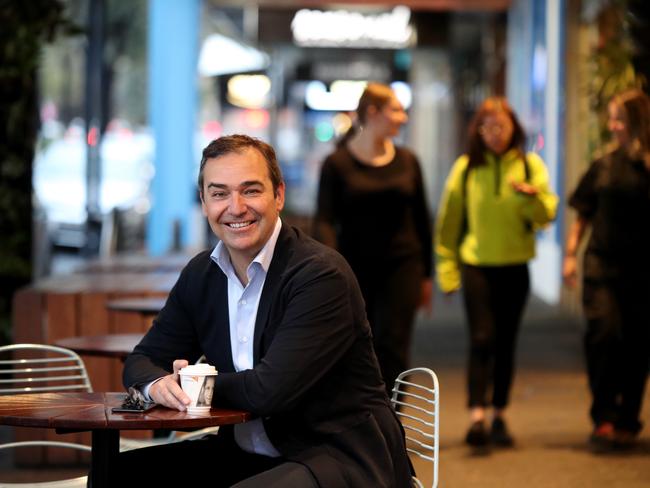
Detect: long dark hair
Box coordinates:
(611, 89, 650, 162)
(466, 97, 527, 168)
(337, 82, 395, 147)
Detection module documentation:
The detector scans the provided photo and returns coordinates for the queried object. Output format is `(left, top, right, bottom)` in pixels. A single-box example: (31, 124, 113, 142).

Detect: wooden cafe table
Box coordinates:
(55, 333, 144, 361)
(55, 297, 165, 363)
(11, 254, 187, 464)
(0, 392, 251, 488)
(105, 296, 167, 315)
(13, 270, 177, 393)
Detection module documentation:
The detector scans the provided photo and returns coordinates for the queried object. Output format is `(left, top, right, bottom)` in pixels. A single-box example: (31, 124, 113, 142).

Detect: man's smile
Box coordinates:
(226, 221, 254, 229)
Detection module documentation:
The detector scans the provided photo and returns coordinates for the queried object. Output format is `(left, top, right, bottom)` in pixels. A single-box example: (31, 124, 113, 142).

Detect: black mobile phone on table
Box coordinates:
(111, 403, 156, 414)
(111, 387, 157, 413)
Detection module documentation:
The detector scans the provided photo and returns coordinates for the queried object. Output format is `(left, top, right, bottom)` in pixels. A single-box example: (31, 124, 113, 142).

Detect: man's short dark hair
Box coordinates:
(198, 134, 284, 197)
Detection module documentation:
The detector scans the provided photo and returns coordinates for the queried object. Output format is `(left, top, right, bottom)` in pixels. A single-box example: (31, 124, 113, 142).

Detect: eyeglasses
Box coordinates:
(478, 125, 509, 136)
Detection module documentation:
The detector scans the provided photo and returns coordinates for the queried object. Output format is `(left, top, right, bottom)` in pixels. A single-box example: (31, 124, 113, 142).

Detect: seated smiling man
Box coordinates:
(119, 135, 413, 487)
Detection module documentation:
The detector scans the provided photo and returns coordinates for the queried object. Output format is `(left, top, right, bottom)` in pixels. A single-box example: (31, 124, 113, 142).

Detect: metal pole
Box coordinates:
(84, 0, 105, 255)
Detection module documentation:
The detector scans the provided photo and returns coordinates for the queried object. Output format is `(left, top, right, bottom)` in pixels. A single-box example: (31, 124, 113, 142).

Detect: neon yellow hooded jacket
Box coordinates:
(435, 149, 558, 293)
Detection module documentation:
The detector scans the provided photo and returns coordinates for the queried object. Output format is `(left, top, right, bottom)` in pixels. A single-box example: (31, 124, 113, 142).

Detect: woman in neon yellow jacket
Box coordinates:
(435, 97, 557, 448)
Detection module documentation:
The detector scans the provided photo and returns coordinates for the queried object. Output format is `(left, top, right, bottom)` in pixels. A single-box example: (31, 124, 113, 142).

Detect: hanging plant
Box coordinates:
(585, 0, 645, 159)
(0, 2, 80, 344)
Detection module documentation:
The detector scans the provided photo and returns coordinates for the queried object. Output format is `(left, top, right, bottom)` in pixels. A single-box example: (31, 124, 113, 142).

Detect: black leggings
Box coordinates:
(462, 264, 529, 409)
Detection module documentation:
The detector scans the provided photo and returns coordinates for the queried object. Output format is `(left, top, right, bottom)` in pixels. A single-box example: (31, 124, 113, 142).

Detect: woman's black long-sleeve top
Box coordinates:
(314, 144, 432, 277)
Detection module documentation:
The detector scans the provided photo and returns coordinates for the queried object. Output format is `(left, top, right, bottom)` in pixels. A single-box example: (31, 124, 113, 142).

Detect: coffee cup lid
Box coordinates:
(179, 363, 217, 375)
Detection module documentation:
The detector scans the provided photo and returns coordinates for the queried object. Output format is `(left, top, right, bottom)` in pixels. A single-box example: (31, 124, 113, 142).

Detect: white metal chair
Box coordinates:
(391, 367, 440, 488)
(0, 441, 90, 487)
(0, 344, 92, 395)
(0, 344, 92, 487)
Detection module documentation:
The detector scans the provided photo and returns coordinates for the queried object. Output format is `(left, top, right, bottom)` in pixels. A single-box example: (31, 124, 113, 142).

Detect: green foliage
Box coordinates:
(0, 1, 79, 344)
(586, 0, 645, 160)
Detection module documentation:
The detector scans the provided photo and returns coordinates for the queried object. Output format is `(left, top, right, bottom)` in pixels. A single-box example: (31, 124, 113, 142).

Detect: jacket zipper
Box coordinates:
(494, 157, 501, 196)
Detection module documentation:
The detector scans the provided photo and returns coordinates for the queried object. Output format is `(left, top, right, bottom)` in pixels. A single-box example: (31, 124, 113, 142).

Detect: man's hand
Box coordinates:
(149, 359, 192, 411)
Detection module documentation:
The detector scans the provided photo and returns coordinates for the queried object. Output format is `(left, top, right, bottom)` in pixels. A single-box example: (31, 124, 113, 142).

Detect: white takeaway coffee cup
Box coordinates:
(178, 363, 218, 415)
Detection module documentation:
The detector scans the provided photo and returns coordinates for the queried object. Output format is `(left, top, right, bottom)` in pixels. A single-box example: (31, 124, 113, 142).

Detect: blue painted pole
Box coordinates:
(147, 0, 199, 255)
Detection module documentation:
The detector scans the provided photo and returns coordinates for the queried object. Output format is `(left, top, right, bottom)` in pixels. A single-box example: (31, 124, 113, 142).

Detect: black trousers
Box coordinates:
(583, 277, 650, 433)
(354, 256, 424, 395)
(104, 431, 318, 487)
(461, 264, 529, 409)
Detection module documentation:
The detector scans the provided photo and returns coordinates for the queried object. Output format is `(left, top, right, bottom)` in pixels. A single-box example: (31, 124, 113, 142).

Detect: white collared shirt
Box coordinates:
(210, 217, 282, 457)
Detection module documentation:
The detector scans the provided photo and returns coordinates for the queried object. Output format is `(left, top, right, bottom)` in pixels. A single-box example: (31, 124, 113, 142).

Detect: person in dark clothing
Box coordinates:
(117, 135, 414, 487)
(313, 83, 433, 395)
(563, 88, 650, 450)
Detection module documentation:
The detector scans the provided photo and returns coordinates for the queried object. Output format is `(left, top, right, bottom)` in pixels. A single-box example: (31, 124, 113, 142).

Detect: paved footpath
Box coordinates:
(412, 292, 650, 488)
(1, 292, 648, 486)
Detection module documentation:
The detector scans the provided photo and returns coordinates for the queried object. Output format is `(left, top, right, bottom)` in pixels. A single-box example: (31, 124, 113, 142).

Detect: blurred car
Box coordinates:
(33, 118, 154, 249)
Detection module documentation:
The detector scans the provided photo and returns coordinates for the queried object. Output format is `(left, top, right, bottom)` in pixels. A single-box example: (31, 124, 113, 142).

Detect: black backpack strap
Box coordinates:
(462, 162, 471, 197)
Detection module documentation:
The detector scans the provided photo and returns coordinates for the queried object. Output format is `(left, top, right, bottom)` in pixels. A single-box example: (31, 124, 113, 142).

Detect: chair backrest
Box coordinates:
(0, 344, 93, 395)
(0, 345, 92, 486)
(391, 367, 440, 488)
(0, 441, 89, 487)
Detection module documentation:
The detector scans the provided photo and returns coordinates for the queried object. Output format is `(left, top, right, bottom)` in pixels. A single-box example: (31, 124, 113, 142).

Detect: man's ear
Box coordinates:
(275, 182, 286, 212)
(199, 190, 208, 217)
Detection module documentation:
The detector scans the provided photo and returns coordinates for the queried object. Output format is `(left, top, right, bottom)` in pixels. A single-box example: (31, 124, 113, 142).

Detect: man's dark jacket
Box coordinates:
(123, 224, 413, 487)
